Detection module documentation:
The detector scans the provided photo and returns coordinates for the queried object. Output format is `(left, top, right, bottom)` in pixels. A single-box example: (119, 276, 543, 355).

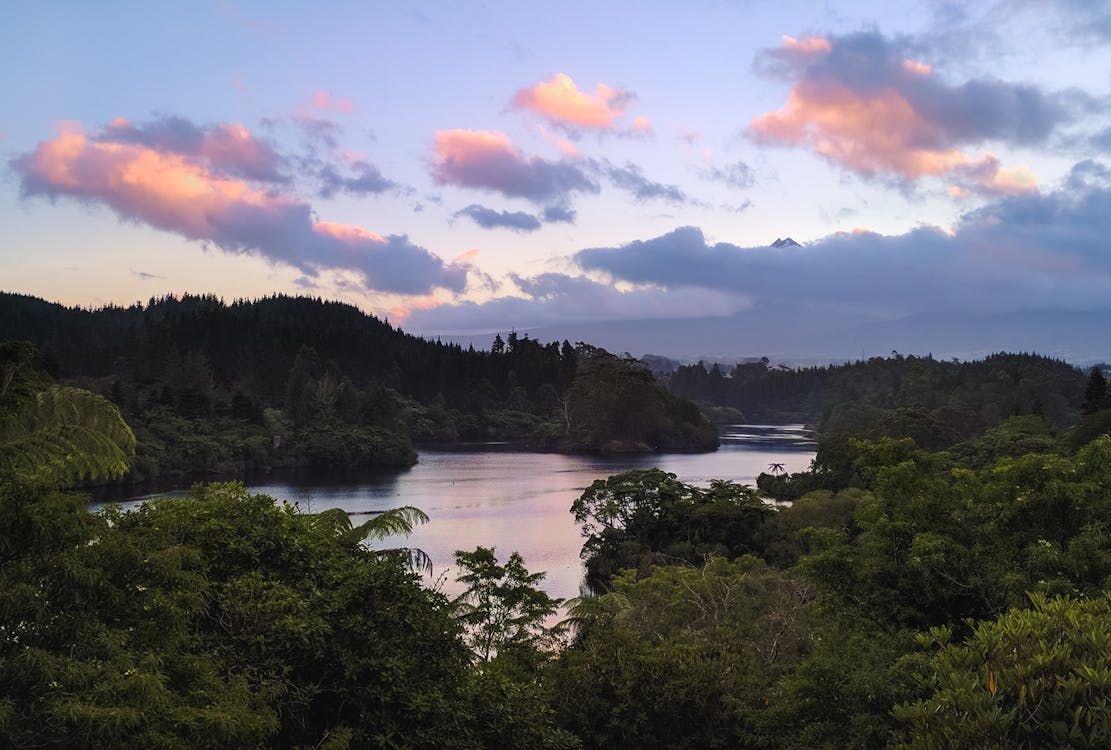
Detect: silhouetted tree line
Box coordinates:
(668, 351, 1085, 447)
(0, 293, 715, 483)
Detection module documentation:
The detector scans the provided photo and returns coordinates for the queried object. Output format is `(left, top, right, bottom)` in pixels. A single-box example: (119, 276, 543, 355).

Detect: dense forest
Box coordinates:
(3, 337, 1111, 748)
(0, 293, 716, 483)
(667, 352, 1086, 437)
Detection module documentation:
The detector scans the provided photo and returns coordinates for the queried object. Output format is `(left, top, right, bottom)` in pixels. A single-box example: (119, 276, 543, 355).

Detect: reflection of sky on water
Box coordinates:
(97, 425, 815, 602)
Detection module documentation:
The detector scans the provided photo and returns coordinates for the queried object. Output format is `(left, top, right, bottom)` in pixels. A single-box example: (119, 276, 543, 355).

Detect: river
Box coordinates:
(99, 424, 815, 602)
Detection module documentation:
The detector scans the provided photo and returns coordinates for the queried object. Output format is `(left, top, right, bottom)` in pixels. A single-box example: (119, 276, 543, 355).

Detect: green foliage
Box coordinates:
(753, 488, 866, 567)
(0, 481, 487, 748)
(0, 294, 717, 485)
(311, 504, 432, 571)
(1083, 366, 1108, 414)
(551, 557, 813, 749)
(0, 341, 135, 487)
(798, 436, 1111, 628)
(896, 593, 1111, 749)
(948, 414, 1059, 468)
(766, 616, 915, 749)
(561, 348, 718, 453)
(571, 469, 772, 587)
(668, 351, 1084, 449)
(453, 547, 562, 663)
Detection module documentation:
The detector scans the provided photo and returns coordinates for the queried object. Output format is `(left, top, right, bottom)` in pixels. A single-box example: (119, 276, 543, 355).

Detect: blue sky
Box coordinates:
(3, 1, 1110, 348)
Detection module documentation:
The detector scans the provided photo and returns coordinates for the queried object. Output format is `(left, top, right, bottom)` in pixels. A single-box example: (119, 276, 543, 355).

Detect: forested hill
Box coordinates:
(0, 293, 716, 482)
(667, 352, 1087, 449)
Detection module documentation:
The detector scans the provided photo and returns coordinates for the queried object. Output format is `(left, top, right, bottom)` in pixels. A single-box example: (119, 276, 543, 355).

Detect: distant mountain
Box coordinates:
(770, 237, 801, 248)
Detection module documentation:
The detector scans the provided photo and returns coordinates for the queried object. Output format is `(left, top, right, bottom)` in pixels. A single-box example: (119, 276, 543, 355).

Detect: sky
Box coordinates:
(3, 1, 1111, 357)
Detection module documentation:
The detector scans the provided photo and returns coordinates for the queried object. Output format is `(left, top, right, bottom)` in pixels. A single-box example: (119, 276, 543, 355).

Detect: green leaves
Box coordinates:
(310, 505, 432, 572)
(452, 547, 561, 663)
(0, 361, 136, 486)
(896, 594, 1111, 748)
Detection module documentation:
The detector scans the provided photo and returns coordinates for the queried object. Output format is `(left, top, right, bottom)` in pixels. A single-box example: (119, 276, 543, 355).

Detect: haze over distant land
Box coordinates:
(435, 307, 1111, 367)
(4, 2, 1111, 353)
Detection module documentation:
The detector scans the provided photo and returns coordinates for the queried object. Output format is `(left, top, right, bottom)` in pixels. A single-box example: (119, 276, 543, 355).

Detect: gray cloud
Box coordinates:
(576, 165, 1111, 315)
(405, 272, 744, 333)
(603, 162, 688, 203)
(702, 160, 756, 190)
(317, 160, 397, 198)
(542, 205, 577, 223)
(455, 204, 542, 232)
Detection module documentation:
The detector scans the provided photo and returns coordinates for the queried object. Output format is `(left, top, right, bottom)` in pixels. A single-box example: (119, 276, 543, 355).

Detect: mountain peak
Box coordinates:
(771, 237, 801, 248)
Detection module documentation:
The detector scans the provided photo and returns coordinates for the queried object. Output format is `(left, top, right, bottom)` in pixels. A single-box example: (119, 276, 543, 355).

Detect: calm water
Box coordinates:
(99, 425, 814, 602)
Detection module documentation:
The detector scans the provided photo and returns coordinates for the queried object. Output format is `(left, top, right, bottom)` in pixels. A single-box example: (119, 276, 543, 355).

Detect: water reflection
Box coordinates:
(95, 425, 815, 602)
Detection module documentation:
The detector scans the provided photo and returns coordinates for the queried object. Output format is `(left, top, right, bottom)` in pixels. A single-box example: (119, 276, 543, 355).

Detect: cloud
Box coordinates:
(310, 90, 353, 114)
(397, 161, 1111, 337)
(103, 115, 285, 182)
(131, 269, 164, 280)
(702, 160, 756, 190)
(542, 205, 576, 223)
(317, 159, 396, 198)
(604, 162, 688, 203)
(405, 272, 745, 333)
(430, 129, 599, 204)
(750, 31, 1079, 193)
(511, 73, 635, 131)
(13, 123, 468, 295)
(455, 204, 542, 232)
(574, 166, 1111, 315)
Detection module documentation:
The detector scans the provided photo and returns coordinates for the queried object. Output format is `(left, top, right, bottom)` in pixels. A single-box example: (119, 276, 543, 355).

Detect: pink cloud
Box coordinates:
(430, 129, 597, 204)
(311, 90, 353, 113)
(389, 293, 446, 323)
(749, 32, 1062, 196)
(13, 123, 466, 295)
(454, 247, 481, 264)
(512, 73, 632, 129)
(781, 35, 831, 55)
(102, 115, 285, 182)
(752, 83, 973, 180)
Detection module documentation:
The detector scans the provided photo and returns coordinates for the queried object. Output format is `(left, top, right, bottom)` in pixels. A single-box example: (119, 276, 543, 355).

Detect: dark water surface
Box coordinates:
(98, 425, 815, 601)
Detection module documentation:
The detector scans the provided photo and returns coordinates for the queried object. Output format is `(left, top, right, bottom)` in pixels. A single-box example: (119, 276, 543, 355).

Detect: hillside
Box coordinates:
(0, 292, 717, 483)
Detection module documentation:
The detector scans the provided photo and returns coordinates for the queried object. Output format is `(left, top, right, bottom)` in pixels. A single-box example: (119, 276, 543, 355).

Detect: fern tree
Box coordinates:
(310, 504, 433, 572)
(0, 341, 135, 488)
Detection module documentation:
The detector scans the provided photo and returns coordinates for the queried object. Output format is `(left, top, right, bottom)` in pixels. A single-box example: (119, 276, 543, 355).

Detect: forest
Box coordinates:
(3, 294, 1111, 748)
(0, 293, 717, 484)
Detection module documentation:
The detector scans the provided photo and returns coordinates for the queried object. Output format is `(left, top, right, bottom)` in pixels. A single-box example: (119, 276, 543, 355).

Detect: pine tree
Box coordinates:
(1083, 366, 1107, 414)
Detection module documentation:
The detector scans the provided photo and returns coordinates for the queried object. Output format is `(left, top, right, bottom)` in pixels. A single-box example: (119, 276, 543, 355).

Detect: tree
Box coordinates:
(0, 341, 135, 488)
(309, 504, 432, 572)
(896, 593, 1111, 749)
(571, 469, 772, 587)
(1, 482, 478, 749)
(1083, 366, 1107, 414)
(551, 557, 814, 749)
(452, 546, 561, 663)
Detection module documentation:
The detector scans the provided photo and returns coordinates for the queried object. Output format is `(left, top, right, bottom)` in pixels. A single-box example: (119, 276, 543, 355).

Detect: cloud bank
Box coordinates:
(577, 165, 1111, 313)
(407, 162, 1111, 332)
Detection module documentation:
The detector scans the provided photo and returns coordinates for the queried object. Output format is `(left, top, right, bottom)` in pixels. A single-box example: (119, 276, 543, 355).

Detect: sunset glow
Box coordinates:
(3, 1, 1107, 354)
